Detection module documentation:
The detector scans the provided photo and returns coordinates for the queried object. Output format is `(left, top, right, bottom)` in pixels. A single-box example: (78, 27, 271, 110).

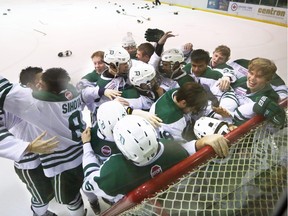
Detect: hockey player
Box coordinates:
(19, 66, 43, 90)
(1, 109, 58, 216)
(84, 99, 161, 164)
(82, 98, 162, 162)
(229, 58, 287, 100)
(121, 62, 165, 110)
(9, 66, 58, 216)
(80, 99, 161, 212)
(77, 51, 107, 91)
(135, 42, 155, 64)
(226, 57, 286, 127)
(158, 48, 195, 90)
(183, 49, 238, 123)
(209, 45, 234, 71)
(209, 45, 237, 86)
(81, 115, 229, 204)
(122, 32, 137, 59)
(149, 82, 208, 141)
(80, 46, 131, 126)
(142, 29, 177, 69)
(0, 69, 89, 216)
(77, 50, 121, 125)
(180, 42, 193, 64)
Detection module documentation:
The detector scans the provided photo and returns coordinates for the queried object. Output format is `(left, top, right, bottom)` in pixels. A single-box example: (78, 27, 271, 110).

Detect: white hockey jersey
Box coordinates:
(0, 76, 86, 177)
(0, 110, 29, 161)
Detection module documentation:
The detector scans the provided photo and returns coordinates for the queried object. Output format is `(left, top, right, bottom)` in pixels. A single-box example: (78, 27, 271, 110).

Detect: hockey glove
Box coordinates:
(253, 96, 286, 127)
(144, 28, 164, 42)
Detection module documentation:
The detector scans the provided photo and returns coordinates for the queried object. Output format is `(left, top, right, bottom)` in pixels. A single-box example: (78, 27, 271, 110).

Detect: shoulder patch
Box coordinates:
(150, 164, 162, 178)
(65, 91, 73, 100)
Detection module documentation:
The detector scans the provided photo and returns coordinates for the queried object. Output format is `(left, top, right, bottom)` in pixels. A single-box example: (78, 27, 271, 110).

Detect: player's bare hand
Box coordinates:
(104, 89, 122, 100)
(114, 97, 130, 106)
(197, 134, 229, 158)
(81, 127, 91, 144)
(158, 31, 178, 45)
(183, 42, 193, 53)
(146, 114, 163, 128)
(218, 76, 231, 91)
(132, 109, 162, 128)
(228, 124, 238, 131)
(27, 131, 58, 154)
(212, 106, 231, 118)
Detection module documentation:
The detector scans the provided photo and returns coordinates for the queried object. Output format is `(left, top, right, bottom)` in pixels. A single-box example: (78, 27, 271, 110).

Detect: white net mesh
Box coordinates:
(119, 120, 287, 216)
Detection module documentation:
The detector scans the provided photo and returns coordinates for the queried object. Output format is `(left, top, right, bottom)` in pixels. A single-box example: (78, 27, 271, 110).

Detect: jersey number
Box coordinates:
(68, 111, 85, 142)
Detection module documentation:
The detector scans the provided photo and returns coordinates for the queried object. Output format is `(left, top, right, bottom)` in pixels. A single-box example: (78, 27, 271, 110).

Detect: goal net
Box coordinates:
(101, 99, 287, 216)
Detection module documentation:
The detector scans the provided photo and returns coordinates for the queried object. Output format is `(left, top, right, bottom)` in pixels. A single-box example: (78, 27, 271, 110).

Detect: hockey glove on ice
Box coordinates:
(253, 96, 286, 127)
(144, 28, 165, 42)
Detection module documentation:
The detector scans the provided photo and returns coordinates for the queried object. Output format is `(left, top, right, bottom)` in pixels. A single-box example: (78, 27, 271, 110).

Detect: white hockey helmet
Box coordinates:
(113, 115, 159, 166)
(97, 101, 127, 140)
(129, 62, 156, 87)
(161, 48, 184, 64)
(104, 46, 130, 67)
(194, 117, 230, 139)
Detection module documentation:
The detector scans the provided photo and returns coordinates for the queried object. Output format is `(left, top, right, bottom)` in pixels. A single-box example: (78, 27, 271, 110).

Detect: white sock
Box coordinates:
(67, 204, 85, 216)
(31, 204, 49, 216)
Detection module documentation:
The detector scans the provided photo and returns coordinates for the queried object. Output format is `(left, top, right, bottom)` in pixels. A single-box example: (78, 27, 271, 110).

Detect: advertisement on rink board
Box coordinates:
(205, 0, 286, 25)
(207, 0, 229, 11)
(228, 2, 287, 25)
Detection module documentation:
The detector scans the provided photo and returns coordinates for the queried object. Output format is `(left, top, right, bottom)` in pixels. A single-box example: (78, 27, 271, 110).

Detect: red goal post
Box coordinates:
(101, 98, 288, 216)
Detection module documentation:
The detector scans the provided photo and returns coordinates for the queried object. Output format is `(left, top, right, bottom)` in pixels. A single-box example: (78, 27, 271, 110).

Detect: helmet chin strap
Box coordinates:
(170, 67, 180, 79)
(97, 128, 106, 140)
(169, 62, 182, 79)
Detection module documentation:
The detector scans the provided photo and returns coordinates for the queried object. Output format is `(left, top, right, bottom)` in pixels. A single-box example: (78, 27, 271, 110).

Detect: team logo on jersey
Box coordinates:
(65, 91, 73, 100)
(150, 165, 162, 178)
(101, 145, 112, 156)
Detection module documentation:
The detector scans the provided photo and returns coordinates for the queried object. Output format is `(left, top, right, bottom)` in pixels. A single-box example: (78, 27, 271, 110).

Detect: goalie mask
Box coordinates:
(194, 117, 230, 139)
(129, 62, 156, 91)
(159, 48, 184, 78)
(104, 46, 131, 76)
(113, 115, 159, 166)
(97, 101, 127, 140)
